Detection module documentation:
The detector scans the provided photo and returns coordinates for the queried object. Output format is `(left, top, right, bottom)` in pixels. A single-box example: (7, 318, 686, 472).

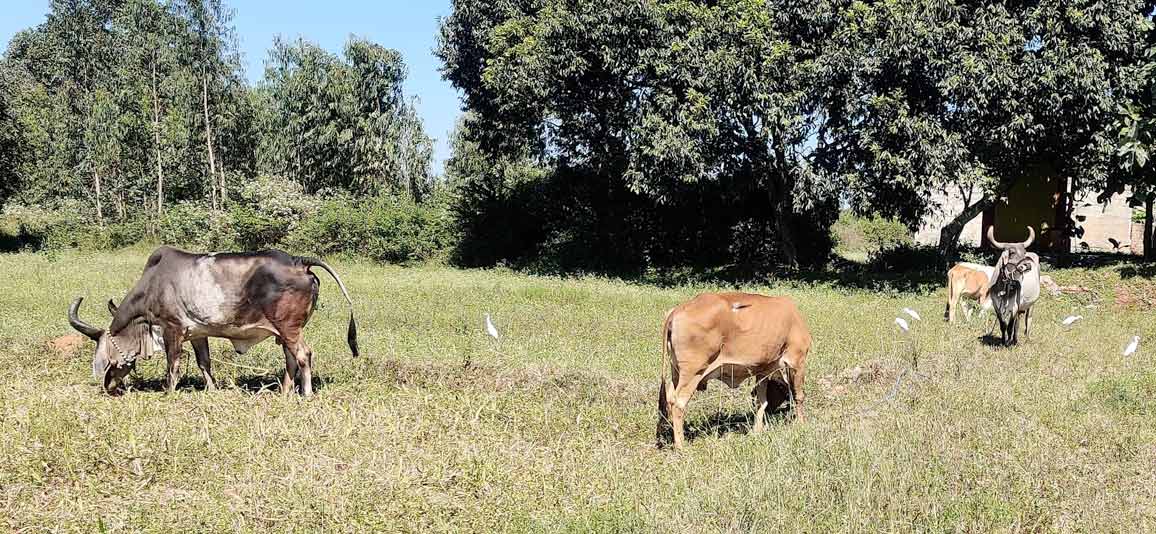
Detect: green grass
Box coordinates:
(3, 248, 1156, 532)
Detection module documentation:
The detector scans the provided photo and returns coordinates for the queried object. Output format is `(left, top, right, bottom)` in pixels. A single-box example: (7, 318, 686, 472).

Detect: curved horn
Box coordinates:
(1021, 226, 1035, 248)
(68, 297, 104, 341)
(987, 226, 1009, 250)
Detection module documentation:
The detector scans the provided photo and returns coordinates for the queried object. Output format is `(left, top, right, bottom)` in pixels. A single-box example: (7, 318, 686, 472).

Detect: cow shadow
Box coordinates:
(681, 380, 795, 443)
(127, 373, 328, 395)
(978, 334, 1017, 348)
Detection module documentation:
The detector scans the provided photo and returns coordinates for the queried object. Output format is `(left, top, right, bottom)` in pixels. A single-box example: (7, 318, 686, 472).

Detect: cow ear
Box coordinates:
(92, 343, 110, 381)
(107, 299, 118, 315)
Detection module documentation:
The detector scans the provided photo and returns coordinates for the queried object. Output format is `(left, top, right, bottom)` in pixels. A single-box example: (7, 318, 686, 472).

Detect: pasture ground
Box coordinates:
(3, 248, 1156, 532)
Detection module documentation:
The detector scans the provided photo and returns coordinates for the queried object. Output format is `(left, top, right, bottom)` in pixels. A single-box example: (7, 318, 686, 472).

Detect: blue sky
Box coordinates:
(0, 1, 462, 174)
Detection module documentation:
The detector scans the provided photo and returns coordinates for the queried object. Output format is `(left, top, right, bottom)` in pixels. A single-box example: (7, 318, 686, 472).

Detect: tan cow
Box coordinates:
(657, 292, 811, 449)
(945, 262, 995, 323)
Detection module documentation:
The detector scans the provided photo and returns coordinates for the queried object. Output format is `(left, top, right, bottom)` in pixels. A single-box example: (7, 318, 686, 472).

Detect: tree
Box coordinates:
(259, 36, 433, 198)
(438, 0, 841, 268)
(1109, 29, 1156, 258)
(824, 0, 1155, 261)
(0, 80, 22, 211)
(175, 0, 238, 209)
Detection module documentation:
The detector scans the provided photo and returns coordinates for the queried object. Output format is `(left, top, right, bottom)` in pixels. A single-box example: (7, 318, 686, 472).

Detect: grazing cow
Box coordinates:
(945, 262, 995, 323)
(68, 246, 358, 395)
(986, 226, 1041, 346)
(656, 292, 811, 449)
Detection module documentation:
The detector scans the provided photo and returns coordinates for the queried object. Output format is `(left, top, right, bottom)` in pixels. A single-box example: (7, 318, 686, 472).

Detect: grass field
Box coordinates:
(3, 248, 1156, 532)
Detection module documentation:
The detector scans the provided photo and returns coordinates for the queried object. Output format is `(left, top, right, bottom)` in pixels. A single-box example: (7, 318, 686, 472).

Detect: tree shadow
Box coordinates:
(1119, 264, 1156, 279)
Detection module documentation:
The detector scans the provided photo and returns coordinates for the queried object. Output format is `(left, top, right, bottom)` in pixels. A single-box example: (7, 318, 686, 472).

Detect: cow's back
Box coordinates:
(670, 292, 809, 369)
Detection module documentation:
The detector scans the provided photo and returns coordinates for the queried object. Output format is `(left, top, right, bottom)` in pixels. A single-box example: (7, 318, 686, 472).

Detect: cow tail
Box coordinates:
(656, 308, 675, 446)
(299, 256, 359, 357)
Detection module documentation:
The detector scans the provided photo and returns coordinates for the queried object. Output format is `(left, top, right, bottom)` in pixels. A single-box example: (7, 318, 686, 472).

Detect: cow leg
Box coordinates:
(280, 341, 299, 395)
(280, 336, 313, 397)
(752, 378, 770, 433)
(191, 338, 216, 391)
(670, 370, 705, 450)
(1022, 309, 1032, 341)
(296, 340, 314, 397)
(163, 330, 184, 394)
(783, 361, 806, 420)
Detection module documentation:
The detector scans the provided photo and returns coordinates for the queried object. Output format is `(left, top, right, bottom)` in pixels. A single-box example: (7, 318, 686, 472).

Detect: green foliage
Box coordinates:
(228, 174, 319, 249)
(833, 212, 912, 256)
(285, 194, 454, 264)
(437, 1, 842, 270)
(258, 36, 433, 199)
(158, 201, 237, 250)
(0, 202, 147, 252)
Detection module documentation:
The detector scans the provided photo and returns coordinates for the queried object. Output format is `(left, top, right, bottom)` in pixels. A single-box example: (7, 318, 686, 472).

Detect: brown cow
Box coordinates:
(944, 262, 995, 323)
(656, 292, 811, 449)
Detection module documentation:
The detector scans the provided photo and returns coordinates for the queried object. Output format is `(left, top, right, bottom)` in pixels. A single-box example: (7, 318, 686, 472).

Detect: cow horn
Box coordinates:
(69, 297, 104, 341)
(1021, 226, 1035, 248)
(987, 226, 1009, 250)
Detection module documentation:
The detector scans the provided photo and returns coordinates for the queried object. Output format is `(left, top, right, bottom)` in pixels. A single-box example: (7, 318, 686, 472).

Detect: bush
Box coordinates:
(229, 174, 320, 249)
(285, 193, 454, 263)
(834, 212, 912, 257)
(159, 202, 237, 251)
(0, 201, 147, 252)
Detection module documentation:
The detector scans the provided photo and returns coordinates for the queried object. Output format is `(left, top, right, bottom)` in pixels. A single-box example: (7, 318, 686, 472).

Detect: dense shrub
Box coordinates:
(833, 212, 912, 257)
(0, 201, 147, 251)
(159, 202, 237, 251)
(229, 175, 320, 249)
(285, 193, 454, 263)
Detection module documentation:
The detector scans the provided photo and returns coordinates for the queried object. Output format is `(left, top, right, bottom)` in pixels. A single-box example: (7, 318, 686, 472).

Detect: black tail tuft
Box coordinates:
(347, 313, 359, 357)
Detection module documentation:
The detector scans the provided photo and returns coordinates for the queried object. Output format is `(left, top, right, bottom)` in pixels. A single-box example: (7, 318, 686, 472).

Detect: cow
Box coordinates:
(945, 262, 995, 323)
(986, 226, 1041, 346)
(67, 246, 358, 396)
(656, 292, 811, 449)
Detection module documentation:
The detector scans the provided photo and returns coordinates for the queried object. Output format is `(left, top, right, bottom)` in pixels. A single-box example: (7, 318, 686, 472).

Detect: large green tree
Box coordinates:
(438, 0, 843, 269)
(826, 0, 1155, 260)
(258, 36, 433, 199)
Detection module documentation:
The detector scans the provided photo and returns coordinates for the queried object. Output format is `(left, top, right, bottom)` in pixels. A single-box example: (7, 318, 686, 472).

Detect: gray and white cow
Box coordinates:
(986, 226, 1041, 347)
(68, 246, 358, 395)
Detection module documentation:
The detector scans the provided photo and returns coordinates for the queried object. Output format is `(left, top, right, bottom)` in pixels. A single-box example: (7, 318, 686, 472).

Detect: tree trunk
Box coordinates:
(1145, 195, 1154, 260)
(201, 74, 218, 210)
(768, 168, 799, 269)
(93, 168, 104, 226)
(151, 58, 164, 215)
(938, 194, 993, 267)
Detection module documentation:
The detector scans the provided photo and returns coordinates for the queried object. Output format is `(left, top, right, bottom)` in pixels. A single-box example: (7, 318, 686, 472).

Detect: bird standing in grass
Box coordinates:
(1123, 335, 1140, 357)
(903, 308, 921, 321)
(894, 317, 910, 333)
(485, 313, 500, 340)
(1061, 315, 1082, 326)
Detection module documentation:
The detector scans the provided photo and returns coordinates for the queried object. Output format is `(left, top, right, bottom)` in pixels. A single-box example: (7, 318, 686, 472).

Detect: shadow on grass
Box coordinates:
(127, 372, 328, 395)
(665, 380, 797, 445)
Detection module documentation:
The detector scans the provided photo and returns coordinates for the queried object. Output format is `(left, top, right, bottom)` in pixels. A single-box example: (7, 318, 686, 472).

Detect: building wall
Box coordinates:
(913, 187, 984, 247)
(1070, 188, 1137, 253)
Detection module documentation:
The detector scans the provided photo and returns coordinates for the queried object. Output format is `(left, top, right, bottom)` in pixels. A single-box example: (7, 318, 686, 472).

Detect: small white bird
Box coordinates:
(484, 313, 500, 340)
(894, 317, 910, 333)
(1123, 335, 1140, 357)
(902, 308, 922, 321)
(1061, 315, 1083, 326)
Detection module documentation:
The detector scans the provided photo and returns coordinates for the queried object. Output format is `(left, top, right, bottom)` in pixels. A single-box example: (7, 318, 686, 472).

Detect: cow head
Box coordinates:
(987, 226, 1036, 293)
(68, 297, 162, 394)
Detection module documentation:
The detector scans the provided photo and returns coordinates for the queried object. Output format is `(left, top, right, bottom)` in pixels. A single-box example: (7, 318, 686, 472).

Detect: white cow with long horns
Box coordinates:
(986, 226, 1041, 346)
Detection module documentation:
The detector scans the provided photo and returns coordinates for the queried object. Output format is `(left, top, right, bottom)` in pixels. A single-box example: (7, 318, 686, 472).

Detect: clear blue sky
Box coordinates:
(0, 0, 462, 174)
